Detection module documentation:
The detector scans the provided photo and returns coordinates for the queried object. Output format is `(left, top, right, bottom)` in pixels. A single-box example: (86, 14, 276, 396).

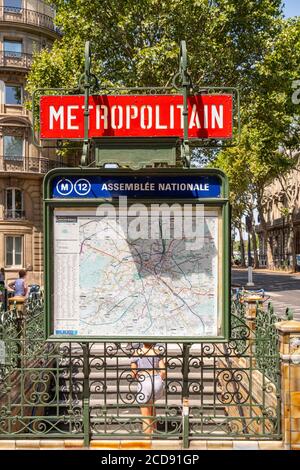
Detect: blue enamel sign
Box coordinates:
(51, 174, 222, 199)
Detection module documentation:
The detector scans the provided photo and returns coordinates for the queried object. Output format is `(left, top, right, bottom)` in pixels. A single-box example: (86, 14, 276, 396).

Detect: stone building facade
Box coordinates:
(257, 164, 300, 270)
(0, 0, 64, 286)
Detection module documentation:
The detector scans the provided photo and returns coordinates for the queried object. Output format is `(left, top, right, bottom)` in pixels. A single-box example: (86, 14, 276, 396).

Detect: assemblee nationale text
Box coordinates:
(101, 182, 210, 191)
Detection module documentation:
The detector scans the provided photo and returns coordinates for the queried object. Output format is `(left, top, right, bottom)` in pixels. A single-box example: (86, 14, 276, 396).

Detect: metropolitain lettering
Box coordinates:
(48, 103, 223, 131)
(40, 94, 232, 139)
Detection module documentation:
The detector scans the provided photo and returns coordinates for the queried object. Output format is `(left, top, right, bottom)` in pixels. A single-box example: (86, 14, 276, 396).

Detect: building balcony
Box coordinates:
(0, 6, 61, 37)
(0, 51, 33, 71)
(0, 155, 72, 174)
(4, 209, 26, 220)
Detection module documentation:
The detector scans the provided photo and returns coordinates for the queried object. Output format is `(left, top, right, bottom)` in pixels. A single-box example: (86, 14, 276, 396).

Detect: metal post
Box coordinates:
(182, 343, 191, 448)
(247, 233, 254, 286)
(246, 216, 254, 287)
(179, 41, 191, 167)
(282, 216, 285, 266)
(81, 41, 91, 166)
(82, 342, 90, 447)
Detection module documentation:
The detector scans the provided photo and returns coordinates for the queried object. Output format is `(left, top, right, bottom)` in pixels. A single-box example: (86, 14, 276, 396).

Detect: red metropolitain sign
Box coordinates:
(40, 94, 233, 139)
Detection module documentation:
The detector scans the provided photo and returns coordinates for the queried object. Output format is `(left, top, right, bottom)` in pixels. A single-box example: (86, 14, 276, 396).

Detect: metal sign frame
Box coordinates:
(33, 41, 240, 167)
(44, 167, 231, 343)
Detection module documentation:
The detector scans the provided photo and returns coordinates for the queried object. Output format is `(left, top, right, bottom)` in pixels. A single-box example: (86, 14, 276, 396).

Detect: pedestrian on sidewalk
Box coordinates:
(8, 269, 28, 298)
(0, 268, 5, 306)
(0, 268, 5, 286)
(131, 343, 166, 436)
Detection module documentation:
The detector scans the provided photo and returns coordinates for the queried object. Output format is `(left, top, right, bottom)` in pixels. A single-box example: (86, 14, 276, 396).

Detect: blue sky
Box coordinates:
(283, 0, 300, 17)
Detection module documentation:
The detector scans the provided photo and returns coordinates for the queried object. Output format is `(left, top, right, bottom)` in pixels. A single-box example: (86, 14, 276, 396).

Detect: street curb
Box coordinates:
(232, 268, 299, 275)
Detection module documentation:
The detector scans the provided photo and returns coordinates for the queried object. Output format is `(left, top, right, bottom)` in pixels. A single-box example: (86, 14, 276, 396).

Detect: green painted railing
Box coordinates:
(0, 296, 281, 444)
(255, 303, 281, 383)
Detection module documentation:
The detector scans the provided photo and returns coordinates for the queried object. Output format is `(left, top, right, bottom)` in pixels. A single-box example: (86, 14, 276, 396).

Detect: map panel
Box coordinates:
(53, 209, 220, 337)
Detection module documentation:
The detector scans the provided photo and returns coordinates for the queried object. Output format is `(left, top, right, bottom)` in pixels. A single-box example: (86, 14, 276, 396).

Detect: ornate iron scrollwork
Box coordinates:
(0, 296, 281, 441)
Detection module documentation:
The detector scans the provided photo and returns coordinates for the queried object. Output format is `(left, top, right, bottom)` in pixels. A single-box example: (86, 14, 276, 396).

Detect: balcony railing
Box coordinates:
(4, 209, 26, 220)
(0, 51, 33, 70)
(0, 6, 61, 35)
(0, 156, 72, 173)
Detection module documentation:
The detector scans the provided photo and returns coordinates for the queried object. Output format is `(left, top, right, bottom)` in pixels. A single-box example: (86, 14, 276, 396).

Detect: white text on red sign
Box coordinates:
(40, 94, 233, 139)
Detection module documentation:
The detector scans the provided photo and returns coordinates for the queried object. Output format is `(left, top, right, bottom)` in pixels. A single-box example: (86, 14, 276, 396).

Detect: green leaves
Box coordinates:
(28, 0, 284, 91)
(214, 14, 300, 226)
(27, 37, 84, 93)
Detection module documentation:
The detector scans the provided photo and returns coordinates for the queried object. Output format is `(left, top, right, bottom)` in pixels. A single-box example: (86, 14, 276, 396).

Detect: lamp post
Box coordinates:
(246, 215, 254, 287)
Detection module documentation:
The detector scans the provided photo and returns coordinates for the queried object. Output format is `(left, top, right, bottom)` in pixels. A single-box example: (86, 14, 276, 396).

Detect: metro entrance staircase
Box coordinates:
(53, 343, 228, 440)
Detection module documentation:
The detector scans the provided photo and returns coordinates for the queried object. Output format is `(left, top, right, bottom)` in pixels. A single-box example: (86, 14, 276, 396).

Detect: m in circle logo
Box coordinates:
(56, 179, 74, 196)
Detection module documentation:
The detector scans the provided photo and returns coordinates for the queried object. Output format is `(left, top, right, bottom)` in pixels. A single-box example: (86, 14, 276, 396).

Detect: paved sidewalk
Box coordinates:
(0, 439, 285, 450)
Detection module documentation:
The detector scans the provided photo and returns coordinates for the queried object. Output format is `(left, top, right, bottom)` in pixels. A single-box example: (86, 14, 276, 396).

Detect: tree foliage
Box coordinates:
(214, 16, 300, 267)
(27, 0, 284, 94)
(215, 17, 300, 216)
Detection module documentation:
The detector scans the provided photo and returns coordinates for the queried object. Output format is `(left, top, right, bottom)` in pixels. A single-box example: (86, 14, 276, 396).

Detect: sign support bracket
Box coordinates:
(81, 41, 91, 167)
(179, 41, 191, 168)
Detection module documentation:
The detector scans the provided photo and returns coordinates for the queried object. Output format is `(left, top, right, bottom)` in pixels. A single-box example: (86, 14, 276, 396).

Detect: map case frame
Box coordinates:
(44, 168, 231, 343)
